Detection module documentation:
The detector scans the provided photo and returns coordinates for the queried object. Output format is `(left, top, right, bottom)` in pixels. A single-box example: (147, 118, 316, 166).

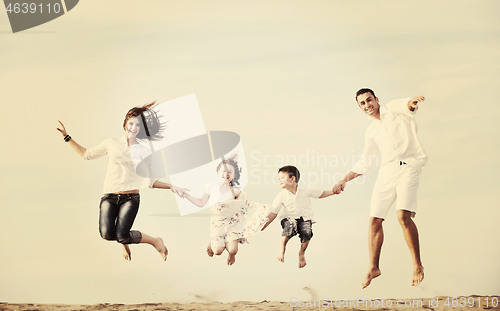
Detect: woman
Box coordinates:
(57, 102, 184, 261)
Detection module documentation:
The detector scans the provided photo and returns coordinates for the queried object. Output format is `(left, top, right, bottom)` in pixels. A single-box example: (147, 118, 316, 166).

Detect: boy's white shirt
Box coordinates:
(271, 185, 323, 224)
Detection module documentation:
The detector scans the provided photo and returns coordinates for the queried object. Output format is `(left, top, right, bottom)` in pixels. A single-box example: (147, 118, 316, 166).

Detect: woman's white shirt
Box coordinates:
(83, 136, 156, 193)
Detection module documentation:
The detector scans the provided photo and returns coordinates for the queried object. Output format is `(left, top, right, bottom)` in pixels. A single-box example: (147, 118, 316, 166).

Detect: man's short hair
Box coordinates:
(278, 165, 300, 183)
(356, 88, 376, 102)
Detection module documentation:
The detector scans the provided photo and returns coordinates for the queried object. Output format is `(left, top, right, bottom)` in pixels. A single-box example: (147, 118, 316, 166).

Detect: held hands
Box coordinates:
(332, 180, 346, 195)
(171, 185, 189, 198)
(407, 96, 425, 111)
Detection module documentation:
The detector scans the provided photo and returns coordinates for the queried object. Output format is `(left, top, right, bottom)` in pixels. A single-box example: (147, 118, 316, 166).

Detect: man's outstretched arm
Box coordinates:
(407, 96, 425, 112)
(333, 171, 362, 193)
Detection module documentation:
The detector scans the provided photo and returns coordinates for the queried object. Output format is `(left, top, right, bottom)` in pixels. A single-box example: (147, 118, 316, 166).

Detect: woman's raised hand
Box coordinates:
(57, 120, 68, 136)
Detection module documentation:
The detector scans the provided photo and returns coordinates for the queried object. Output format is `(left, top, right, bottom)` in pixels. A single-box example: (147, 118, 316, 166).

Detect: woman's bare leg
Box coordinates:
(140, 233, 168, 261)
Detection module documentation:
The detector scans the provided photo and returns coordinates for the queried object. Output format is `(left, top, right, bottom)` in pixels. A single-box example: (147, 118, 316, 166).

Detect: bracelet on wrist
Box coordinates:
(64, 135, 72, 142)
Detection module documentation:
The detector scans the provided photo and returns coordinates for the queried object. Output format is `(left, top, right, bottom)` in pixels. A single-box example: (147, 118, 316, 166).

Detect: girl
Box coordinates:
(181, 154, 268, 265)
(57, 102, 184, 261)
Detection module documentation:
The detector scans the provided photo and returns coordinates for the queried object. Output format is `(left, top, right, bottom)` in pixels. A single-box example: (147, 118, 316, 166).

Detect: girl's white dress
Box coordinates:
(204, 181, 269, 248)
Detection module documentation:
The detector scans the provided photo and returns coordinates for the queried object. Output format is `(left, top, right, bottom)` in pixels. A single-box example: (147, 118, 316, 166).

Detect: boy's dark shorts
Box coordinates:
(280, 217, 313, 243)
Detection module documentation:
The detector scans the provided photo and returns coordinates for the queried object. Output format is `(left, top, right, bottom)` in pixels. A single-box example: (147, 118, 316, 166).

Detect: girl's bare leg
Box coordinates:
(212, 245, 225, 256)
(140, 233, 168, 261)
(226, 240, 239, 265)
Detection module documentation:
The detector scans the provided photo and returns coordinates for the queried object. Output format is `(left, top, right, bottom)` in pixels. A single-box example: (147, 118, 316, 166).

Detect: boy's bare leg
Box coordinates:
(226, 240, 238, 265)
(122, 244, 132, 261)
(362, 217, 384, 289)
(206, 242, 214, 257)
(298, 240, 310, 268)
(397, 210, 424, 286)
(277, 236, 290, 263)
(140, 233, 168, 261)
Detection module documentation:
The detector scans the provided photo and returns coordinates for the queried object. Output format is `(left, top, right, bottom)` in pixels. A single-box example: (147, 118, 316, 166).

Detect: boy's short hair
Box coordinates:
(278, 165, 300, 183)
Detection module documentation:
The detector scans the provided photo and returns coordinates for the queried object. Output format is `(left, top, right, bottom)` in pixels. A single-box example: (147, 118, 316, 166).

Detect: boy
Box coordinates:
(261, 165, 339, 268)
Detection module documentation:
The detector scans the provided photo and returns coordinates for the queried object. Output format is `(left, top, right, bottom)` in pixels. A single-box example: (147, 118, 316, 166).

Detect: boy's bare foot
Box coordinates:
(298, 252, 307, 268)
(206, 244, 214, 257)
(277, 253, 285, 263)
(412, 265, 424, 286)
(154, 237, 168, 261)
(122, 244, 131, 261)
(362, 267, 381, 289)
(227, 253, 236, 265)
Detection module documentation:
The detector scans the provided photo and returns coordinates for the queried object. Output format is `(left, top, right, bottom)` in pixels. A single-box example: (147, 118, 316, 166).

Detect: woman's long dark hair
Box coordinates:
(123, 101, 165, 141)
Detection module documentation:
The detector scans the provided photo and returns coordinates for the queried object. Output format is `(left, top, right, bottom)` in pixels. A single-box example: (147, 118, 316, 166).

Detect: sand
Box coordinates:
(1, 296, 499, 311)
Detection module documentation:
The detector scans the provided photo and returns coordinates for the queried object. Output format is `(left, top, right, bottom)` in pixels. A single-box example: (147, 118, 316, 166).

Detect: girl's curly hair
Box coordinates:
(216, 153, 242, 186)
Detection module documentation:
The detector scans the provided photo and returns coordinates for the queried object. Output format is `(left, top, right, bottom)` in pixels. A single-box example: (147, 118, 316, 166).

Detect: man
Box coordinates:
(334, 88, 427, 288)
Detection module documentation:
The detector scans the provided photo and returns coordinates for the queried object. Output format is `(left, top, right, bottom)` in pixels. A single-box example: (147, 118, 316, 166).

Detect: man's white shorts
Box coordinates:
(370, 163, 420, 219)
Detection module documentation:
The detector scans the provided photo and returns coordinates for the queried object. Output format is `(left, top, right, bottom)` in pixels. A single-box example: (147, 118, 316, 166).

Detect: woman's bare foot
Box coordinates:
(122, 244, 131, 261)
(298, 252, 307, 268)
(227, 253, 236, 265)
(362, 267, 381, 289)
(154, 237, 168, 261)
(412, 265, 424, 286)
(206, 244, 214, 257)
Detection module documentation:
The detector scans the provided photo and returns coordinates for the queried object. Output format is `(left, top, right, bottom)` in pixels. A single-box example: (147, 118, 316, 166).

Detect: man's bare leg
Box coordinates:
(226, 240, 238, 266)
(206, 242, 214, 257)
(397, 210, 424, 286)
(140, 233, 168, 261)
(298, 240, 310, 268)
(122, 244, 132, 261)
(277, 236, 290, 263)
(362, 217, 384, 289)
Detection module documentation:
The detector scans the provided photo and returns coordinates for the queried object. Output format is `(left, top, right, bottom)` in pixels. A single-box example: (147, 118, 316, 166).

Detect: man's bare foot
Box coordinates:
(227, 253, 236, 265)
(298, 252, 307, 268)
(154, 237, 168, 261)
(206, 244, 214, 257)
(362, 267, 381, 289)
(122, 244, 131, 261)
(412, 265, 424, 286)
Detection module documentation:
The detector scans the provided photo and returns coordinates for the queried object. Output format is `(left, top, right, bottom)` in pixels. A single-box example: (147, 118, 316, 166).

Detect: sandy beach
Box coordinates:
(1, 296, 499, 311)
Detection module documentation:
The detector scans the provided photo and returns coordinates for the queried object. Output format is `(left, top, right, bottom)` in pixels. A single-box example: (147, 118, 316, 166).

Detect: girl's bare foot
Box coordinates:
(206, 244, 214, 257)
(154, 237, 168, 261)
(122, 244, 131, 261)
(227, 253, 236, 265)
(362, 267, 381, 289)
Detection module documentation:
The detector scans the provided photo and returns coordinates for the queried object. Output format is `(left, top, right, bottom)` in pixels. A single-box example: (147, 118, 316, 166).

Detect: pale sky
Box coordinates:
(0, 0, 499, 305)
